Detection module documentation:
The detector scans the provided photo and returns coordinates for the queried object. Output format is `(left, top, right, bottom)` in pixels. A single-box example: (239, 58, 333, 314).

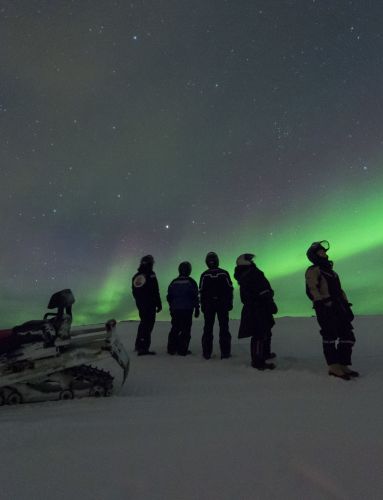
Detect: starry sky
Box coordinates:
(1, 0, 382, 327)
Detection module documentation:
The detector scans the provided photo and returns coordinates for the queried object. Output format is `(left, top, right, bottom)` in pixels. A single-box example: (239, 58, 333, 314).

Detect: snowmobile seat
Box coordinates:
(0, 290, 75, 356)
(13, 320, 48, 334)
(11, 290, 75, 335)
(9, 290, 75, 348)
(10, 318, 55, 350)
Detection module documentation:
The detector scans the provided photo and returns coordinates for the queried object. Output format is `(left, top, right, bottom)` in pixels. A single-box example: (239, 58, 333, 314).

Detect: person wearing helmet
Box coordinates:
(199, 252, 234, 359)
(166, 261, 200, 356)
(132, 254, 162, 355)
(305, 241, 358, 380)
(234, 253, 278, 370)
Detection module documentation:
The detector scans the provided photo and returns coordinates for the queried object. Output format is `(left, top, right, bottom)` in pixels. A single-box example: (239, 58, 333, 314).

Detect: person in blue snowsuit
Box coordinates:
(167, 262, 200, 356)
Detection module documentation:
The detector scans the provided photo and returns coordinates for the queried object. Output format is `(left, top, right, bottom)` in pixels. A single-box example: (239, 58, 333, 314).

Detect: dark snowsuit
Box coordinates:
(199, 268, 233, 358)
(305, 261, 355, 366)
(234, 264, 277, 367)
(132, 264, 162, 354)
(167, 276, 199, 355)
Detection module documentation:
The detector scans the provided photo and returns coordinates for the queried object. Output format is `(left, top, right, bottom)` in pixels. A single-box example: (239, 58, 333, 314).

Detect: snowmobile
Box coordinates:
(0, 289, 129, 405)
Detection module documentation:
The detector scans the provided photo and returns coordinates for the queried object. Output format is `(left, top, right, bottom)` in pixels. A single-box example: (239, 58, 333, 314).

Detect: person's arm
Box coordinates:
(198, 273, 205, 312)
(198, 273, 204, 293)
(256, 271, 278, 313)
(166, 282, 173, 307)
(191, 279, 200, 317)
(153, 275, 162, 312)
(224, 271, 234, 310)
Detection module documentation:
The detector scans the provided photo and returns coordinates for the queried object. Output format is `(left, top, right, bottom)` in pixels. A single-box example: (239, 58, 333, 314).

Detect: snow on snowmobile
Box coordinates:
(0, 289, 129, 405)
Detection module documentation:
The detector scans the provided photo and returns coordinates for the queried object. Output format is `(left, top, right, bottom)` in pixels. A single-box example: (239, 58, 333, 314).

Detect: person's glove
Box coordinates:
(194, 308, 200, 318)
(156, 305, 162, 313)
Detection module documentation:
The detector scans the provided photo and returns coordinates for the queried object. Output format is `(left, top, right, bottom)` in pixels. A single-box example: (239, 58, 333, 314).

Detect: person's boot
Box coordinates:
(252, 361, 275, 370)
(221, 353, 231, 359)
(328, 363, 350, 380)
(341, 365, 359, 377)
(264, 338, 276, 360)
(137, 350, 156, 356)
(178, 350, 192, 356)
(265, 352, 276, 360)
(251, 338, 268, 369)
(202, 335, 213, 361)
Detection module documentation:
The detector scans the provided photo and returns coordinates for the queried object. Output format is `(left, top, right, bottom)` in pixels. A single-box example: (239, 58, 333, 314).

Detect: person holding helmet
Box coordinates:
(199, 252, 233, 359)
(132, 254, 162, 355)
(166, 261, 200, 356)
(305, 240, 358, 380)
(234, 253, 278, 370)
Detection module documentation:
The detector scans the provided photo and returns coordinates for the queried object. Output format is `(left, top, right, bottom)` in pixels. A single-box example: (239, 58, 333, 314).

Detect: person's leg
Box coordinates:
(315, 304, 339, 365)
(202, 307, 215, 359)
(167, 311, 180, 354)
(135, 308, 146, 351)
(337, 327, 358, 376)
(217, 308, 231, 358)
(177, 311, 193, 355)
(136, 307, 156, 354)
(251, 335, 275, 369)
(315, 304, 349, 379)
(250, 336, 264, 367)
(337, 329, 355, 365)
(264, 330, 276, 359)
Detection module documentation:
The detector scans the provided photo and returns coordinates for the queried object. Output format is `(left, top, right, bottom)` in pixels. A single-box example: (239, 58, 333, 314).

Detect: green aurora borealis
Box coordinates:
(83, 174, 383, 325)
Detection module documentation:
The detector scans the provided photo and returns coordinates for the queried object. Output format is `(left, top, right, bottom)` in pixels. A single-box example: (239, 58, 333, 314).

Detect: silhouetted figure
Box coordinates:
(167, 261, 200, 356)
(305, 240, 358, 380)
(132, 255, 162, 355)
(199, 252, 233, 359)
(234, 253, 277, 370)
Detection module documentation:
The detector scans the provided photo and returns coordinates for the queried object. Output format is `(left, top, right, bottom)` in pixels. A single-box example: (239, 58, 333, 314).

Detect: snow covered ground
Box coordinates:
(0, 316, 382, 500)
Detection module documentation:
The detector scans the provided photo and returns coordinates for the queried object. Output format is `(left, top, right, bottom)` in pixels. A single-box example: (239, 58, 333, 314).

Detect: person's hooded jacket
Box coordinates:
(234, 257, 277, 339)
(132, 262, 162, 310)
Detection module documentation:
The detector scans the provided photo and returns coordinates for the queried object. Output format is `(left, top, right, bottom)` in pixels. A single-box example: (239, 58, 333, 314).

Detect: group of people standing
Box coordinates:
(132, 241, 358, 380)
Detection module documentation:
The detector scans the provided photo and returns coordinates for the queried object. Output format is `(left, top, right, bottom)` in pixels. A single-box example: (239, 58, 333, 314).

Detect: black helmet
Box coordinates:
(205, 252, 219, 268)
(178, 261, 192, 277)
(236, 253, 255, 266)
(140, 254, 155, 266)
(306, 240, 330, 264)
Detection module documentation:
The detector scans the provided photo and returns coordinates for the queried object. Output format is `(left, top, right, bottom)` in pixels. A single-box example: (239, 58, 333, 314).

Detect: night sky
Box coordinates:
(1, 0, 382, 327)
